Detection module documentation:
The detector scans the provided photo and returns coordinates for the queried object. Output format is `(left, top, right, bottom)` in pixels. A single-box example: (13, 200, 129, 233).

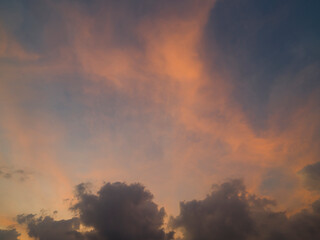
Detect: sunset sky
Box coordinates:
(0, 0, 320, 239)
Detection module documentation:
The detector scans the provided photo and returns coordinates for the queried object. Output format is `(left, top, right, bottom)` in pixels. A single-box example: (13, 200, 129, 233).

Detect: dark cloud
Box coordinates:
(170, 180, 258, 240)
(299, 162, 320, 191)
(72, 182, 173, 240)
(170, 179, 320, 240)
(16, 180, 320, 240)
(18, 182, 173, 240)
(17, 214, 82, 240)
(0, 229, 20, 240)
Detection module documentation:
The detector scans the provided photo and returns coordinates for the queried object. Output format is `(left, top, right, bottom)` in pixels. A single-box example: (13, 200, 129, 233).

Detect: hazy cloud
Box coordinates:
(299, 162, 320, 191)
(0, 166, 31, 181)
(1, 0, 319, 223)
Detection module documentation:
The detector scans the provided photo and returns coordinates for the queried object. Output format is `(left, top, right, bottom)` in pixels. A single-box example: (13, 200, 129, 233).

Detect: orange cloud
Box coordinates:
(0, 0, 319, 233)
(51, 0, 320, 213)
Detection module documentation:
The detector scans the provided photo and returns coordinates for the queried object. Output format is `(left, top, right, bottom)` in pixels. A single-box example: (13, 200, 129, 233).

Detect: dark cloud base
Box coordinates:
(15, 182, 174, 240)
(171, 179, 320, 240)
(0, 229, 20, 240)
(2, 180, 320, 240)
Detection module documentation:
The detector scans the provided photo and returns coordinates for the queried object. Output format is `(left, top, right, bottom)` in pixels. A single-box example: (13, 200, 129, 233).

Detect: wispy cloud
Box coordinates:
(0, 0, 319, 236)
(0, 166, 31, 182)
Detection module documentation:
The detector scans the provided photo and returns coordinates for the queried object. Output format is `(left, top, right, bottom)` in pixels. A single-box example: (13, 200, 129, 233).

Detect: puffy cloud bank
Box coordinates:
(72, 182, 174, 240)
(17, 215, 81, 240)
(171, 179, 320, 240)
(4, 180, 319, 240)
(16, 182, 173, 240)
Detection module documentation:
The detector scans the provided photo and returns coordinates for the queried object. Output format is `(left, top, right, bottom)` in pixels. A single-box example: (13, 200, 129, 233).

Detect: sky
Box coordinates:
(0, 0, 319, 239)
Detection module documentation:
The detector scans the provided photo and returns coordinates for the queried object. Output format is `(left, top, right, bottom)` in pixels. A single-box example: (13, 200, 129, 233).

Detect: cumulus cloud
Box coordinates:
(72, 182, 174, 240)
(18, 182, 173, 240)
(170, 179, 320, 240)
(170, 180, 259, 240)
(299, 162, 320, 191)
(15, 180, 320, 240)
(0, 229, 20, 240)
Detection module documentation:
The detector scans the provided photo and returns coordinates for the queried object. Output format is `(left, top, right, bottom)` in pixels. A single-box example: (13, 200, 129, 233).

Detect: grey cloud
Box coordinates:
(17, 214, 82, 240)
(0, 167, 31, 181)
(72, 182, 174, 240)
(16, 180, 320, 240)
(299, 161, 320, 191)
(18, 182, 173, 240)
(0, 229, 20, 240)
(170, 179, 320, 240)
(170, 180, 257, 240)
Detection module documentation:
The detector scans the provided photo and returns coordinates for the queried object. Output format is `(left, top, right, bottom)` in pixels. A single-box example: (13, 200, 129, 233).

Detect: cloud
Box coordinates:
(170, 179, 320, 240)
(203, 0, 320, 131)
(14, 180, 320, 240)
(170, 180, 260, 240)
(0, 23, 39, 61)
(299, 162, 320, 191)
(0, 0, 319, 235)
(0, 166, 31, 181)
(0, 229, 20, 240)
(17, 214, 82, 240)
(18, 182, 173, 240)
(72, 182, 174, 240)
